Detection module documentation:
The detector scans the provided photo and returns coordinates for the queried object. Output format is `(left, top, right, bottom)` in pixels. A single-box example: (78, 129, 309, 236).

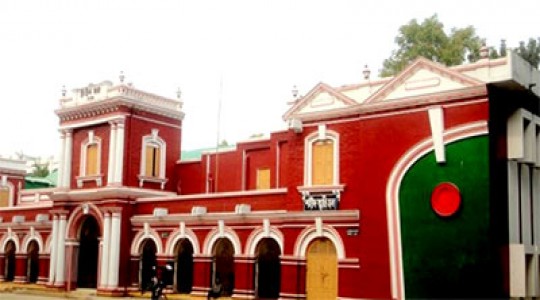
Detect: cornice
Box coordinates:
(50, 186, 177, 202)
(55, 97, 185, 122)
(130, 209, 360, 226)
(292, 85, 487, 123)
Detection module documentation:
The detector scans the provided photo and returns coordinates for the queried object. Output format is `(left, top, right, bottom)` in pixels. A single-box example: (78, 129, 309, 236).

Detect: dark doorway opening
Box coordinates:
(27, 240, 40, 283)
(211, 238, 235, 297)
(4, 241, 15, 281)
(140, 239, 157, 291)
(255, 238, 281, 299)
(77, 216, 99, 288)
(175, 239, 193, 294)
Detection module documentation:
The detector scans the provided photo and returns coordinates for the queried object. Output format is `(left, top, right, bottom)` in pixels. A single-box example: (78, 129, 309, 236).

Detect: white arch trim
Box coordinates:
(294, 224, 345, 259)
(165, 226, 200, 255)
(130, 226, 164, 256)
(45, 233, 52, 254)
(245, 226, 284, 256)
(0, 229, 20, 254)
(21, 228, 44, 254)
(203, 226, 242, 256)
(385, 121, 488, 300)
(65, 202, 104, 239)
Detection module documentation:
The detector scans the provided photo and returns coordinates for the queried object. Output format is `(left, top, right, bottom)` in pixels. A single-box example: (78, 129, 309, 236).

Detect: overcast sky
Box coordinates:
(0, 0, 538, 159)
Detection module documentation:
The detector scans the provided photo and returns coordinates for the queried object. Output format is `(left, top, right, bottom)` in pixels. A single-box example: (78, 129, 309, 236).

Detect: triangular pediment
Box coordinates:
(283, 82, 357, 120)
(365, 57, 483, 104)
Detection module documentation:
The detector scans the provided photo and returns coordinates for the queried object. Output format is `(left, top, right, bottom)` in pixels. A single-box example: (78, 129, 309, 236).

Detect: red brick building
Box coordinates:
(1, 50, 540, 299)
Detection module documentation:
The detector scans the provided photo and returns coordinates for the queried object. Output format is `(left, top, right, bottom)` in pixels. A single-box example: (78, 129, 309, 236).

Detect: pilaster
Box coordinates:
(99, 212, 111, 288)
(107, 211, 121, 287)
(107, 123, 117, 185)
(114, 121, 125, 184)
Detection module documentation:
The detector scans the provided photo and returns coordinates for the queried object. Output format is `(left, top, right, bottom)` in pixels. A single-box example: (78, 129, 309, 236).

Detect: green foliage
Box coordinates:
(516, 38, 540, 68)
(31, 163, 49, 178)
(380, 15, 482, 77)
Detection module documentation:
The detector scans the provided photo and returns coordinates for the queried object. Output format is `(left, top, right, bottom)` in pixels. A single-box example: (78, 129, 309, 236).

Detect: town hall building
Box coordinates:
(0, 47, 539, 299)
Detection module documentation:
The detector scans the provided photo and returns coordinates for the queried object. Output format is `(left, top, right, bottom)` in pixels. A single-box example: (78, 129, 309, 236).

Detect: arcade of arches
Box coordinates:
(128, 235, 338, 299)
(1, 222, 343, 299)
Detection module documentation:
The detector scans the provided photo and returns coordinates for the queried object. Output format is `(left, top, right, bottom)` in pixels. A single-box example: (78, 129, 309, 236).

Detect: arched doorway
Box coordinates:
(211, 238, 235, 296)
(254, 238, 281, 299)
(26, 240, 39, 283)
(77, 216, 99, 288)
(4, 241, 16, 282)
(140, 239, 157, 291)
(174, 239, 193, 294)
(306, 238, 337, 299)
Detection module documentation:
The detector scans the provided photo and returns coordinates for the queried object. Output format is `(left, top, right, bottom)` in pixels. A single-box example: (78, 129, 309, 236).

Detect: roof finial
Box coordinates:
(177, 87, 182, 100)
(119, 71, 125, 83)
(61, 85, 66, 97)
(292, 85, 299, 99)
(362, 64, 371, 80)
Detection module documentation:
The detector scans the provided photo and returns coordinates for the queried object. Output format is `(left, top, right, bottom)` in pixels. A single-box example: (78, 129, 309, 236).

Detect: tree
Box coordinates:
(516, 38, 540, 68)
(486, 38, 539, 68)
(31, 163, 49, 178)
(380, 15, 482, 77)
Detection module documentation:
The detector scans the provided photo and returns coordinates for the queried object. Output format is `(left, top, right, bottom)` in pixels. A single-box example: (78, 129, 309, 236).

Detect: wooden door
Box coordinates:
(306, 238, 337, 299)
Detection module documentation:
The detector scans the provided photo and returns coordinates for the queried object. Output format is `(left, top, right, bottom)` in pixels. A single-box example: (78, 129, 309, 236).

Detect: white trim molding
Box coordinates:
(245, 221, 284, 256)
(293, 221, 346, 259)
(203, 222, 242, 255)
(130, 223, 163, 255)
(164, 222, 201, 255)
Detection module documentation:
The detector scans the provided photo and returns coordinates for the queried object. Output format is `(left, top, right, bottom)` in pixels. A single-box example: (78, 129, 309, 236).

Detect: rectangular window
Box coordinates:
(256, 168, 271, 190)
(86, 144, 99, 175)
(0, 188, 9, 207)
(312, 140, 334, 185)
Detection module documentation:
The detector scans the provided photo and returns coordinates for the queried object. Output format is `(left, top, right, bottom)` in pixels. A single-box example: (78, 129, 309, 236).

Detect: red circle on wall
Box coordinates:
(431, 182, 461, 217)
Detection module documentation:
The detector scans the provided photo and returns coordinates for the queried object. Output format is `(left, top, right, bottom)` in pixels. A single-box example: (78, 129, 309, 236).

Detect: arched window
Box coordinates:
(0, 182, 13, 208)
(301, 126, 342, 210)
(77, 131, 102, 187)
(304, 126, 339, 186)
(139, 129, 167, 189)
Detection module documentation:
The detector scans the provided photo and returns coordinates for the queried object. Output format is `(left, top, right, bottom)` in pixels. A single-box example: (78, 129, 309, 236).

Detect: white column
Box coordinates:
(57, 132, 66, 188)
(48, 215, 58, 284)
(107, 212, 121, 287)
(54, 214, 67, 286)
(63, 130, 73, 188)
(107, 123, 117, 185)
(114, 122, 125, 184)
(99, 212, 111, 288)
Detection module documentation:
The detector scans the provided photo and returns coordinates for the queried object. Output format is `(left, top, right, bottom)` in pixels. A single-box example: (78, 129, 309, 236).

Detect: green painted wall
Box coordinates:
(399, 136, 497, 298)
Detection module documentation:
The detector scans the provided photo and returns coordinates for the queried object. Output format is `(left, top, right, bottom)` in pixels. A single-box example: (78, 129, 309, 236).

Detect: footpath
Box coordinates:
(0, 283, 224, 299)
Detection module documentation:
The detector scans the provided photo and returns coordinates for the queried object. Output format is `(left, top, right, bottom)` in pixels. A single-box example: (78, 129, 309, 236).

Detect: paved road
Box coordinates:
(0, 293, 138, 300)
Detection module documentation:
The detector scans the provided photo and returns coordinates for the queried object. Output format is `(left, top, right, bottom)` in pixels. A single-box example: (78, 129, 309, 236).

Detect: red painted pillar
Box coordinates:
(38, 254, 49, 284)
(280, 257, 306, 299)
(234, 256, 255, 298)
(0, 254, 5, 281)
(192, 255, 211, 296)
(14, 254, 27, 283)
(129, 255, 140, 292)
